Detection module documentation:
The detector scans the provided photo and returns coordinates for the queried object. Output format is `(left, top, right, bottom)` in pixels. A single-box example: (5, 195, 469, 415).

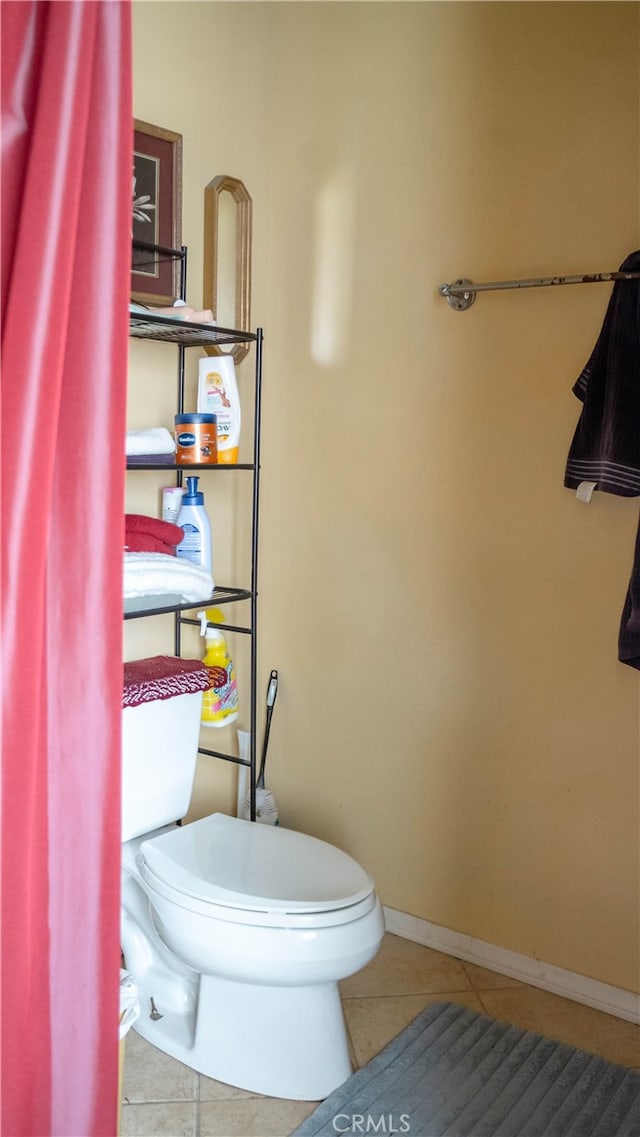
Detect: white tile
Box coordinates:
(200, 1097, 318, 1136)
(199, 1073, 263, 1101)
(120, 1101, 196, 1137)
(340, 932, 472, 999)
(343, 991, 484, 1067)
(122, 1029, 198, 1104)
(479, 985, 640, 1067)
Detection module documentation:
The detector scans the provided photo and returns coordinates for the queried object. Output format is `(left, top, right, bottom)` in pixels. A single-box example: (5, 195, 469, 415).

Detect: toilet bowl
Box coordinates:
(122, 812, 385, 1100)
(120, 657, 384, 1100)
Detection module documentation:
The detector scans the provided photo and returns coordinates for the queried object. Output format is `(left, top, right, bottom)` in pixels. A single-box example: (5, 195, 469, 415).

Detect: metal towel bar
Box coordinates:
(439, 270, 640, 311)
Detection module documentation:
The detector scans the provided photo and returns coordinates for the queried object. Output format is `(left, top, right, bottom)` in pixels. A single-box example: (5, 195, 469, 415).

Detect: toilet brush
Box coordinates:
(245, 669, 279, 825)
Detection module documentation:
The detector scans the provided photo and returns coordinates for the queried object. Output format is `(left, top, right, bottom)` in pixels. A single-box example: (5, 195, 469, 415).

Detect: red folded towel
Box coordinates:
(124, 513, 184, 557)
(125, 513, 184, 545)
(124, 534, 178, 556)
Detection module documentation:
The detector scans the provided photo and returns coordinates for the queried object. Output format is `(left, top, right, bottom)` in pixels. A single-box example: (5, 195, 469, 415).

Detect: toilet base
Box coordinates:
(133, 971, 353, 1100)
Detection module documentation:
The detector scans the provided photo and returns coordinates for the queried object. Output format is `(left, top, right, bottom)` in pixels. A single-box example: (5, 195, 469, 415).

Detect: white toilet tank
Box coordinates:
(122, 655, 211, 842)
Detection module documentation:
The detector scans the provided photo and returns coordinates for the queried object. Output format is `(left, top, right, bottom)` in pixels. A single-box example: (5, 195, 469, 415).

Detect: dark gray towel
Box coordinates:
(563, 251, 640, 668)
(618, 512, 640, 669)
(564, 249, 640, 497)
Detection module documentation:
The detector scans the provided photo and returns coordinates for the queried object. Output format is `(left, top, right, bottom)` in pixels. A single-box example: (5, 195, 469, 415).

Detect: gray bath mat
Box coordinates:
(291, 1001, 640, 1136)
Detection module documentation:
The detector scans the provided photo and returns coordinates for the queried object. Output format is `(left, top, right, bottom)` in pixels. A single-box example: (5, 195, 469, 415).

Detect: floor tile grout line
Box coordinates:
(459, 959, 517, 1012)
(341, 986, 477, 1002)
(475, 991, 493, 1016)
(464, 962, 524, 1015)
(341, 996, 362, 1072)
(461, 959, 486, 998)
(122, 1096, 198, 1105)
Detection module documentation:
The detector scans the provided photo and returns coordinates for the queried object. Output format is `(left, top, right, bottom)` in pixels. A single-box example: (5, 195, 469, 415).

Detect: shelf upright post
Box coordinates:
(248, 328, 264, 823)
(176, 246, 187, 418)
(179, 245, 187, 301)
(174, 246, 188, 659)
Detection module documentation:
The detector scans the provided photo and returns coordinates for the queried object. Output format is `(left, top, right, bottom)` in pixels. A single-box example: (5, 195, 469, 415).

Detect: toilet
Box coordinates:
(120, 656, 385, 1101)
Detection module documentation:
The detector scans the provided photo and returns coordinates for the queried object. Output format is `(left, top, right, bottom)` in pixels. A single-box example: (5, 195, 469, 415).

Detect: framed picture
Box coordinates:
(131, 120, 183, 304)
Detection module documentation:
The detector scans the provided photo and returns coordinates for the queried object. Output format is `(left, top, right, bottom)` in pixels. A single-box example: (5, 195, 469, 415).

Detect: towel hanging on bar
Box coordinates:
(439, 267, 640, 311)
(564, 249, 640, 498)
(559, 248, 640, 670)
(618, 515, 640, 670)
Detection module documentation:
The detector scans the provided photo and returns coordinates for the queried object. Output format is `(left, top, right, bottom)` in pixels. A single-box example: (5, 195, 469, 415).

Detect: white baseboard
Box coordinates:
(383, 906, 640, 1025)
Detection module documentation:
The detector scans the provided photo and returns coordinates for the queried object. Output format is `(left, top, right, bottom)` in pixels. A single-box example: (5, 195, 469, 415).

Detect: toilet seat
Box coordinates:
(137, 812, 376, 926)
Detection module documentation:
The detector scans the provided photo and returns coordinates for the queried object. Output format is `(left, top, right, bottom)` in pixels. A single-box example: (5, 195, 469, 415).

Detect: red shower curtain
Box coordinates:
(1, 2, 131, 1134)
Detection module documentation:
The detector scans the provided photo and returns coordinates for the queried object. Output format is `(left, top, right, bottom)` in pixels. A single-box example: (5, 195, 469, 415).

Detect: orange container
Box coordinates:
(174, 414, 217, 465)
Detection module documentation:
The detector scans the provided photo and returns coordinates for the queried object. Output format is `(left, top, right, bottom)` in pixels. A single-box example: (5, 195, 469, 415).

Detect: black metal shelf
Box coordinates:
(179, 613, 252, 637)
(129, 311, 256, 348)
(126, 460, 254, 472)
(196, 745, 250, 768)
(131, 238, 186, 262)
(127, 240, 263, 821)
(124, 585, 252, 620)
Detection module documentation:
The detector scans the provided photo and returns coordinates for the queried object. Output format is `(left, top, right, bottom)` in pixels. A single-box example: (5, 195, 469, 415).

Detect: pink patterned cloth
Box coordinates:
(123, 655, 212, 708)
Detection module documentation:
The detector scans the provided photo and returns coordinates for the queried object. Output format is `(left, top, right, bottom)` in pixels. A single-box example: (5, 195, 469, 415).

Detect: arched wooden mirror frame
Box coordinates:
(203, 175, 252, 364)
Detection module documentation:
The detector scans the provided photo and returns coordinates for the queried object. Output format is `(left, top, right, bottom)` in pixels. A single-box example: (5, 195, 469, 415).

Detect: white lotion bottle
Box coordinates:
(176, 476, 213, 578)
(197, 355, 241, 463)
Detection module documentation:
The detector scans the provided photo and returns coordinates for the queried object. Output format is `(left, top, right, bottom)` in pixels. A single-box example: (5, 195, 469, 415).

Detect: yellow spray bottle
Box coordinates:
(197, 609, 239, 728)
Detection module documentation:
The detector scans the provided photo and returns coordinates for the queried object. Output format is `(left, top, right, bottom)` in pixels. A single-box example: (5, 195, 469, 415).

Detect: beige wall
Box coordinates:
(133, 1, 640, 994)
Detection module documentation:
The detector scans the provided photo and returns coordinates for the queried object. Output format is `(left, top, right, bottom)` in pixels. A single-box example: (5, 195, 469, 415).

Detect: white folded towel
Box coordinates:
(123, 552, 214, 601)
(129, 300, 217, 325)
(125, 427, 176, 456)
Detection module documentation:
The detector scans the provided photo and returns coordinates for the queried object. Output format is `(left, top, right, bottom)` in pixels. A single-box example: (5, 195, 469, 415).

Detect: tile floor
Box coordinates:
(121, 932, 640, 1137)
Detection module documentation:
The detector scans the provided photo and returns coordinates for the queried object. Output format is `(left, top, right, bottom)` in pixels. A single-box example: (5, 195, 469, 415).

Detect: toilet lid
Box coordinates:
(138, 813, 375, 914)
